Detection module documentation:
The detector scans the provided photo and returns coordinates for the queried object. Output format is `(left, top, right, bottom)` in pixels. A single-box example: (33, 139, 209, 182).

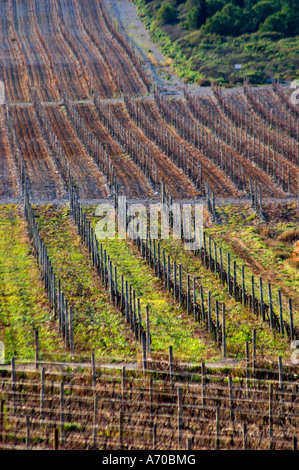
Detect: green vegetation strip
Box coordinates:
(33, 205, 140, 363)
(0, 205, 65, 361)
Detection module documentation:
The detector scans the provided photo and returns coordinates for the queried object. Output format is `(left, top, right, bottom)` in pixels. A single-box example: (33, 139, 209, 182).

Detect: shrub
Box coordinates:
(197, 77, 211, 86)
(205, 0, 226, 18)
(203, 3, 258, 36)
(186, 0, 208, 29)
(203, 4, 245, 35)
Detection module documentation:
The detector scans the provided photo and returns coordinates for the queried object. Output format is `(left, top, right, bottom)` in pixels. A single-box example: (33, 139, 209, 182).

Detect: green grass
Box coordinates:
(0, 205, 65, 362)
(86, 209, 220, 363)
(132, 0, 299, 85)
(87, 206, 291, 362)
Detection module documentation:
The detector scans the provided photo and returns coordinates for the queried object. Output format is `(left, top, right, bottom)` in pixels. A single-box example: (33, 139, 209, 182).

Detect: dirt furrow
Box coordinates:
(247, 88, 298, 141)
